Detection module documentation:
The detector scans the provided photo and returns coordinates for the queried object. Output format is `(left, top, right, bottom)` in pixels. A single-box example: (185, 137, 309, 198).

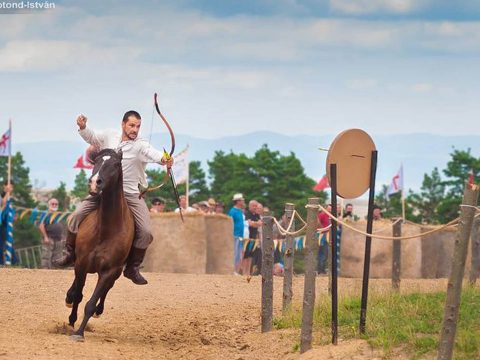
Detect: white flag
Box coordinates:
(388, 165, 404, 196)
(172, 146, 189, 184)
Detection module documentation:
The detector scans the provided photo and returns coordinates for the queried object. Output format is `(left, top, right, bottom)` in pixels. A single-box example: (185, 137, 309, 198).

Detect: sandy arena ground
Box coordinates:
(0, 269, 449, 359)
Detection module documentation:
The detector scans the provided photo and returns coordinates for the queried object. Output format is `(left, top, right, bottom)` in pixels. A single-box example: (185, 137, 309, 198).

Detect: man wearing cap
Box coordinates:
(228, 193, 246, 274)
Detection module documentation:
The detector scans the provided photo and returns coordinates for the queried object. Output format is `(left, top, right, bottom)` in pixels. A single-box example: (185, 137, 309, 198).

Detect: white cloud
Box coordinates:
(330, 0, 429, 15)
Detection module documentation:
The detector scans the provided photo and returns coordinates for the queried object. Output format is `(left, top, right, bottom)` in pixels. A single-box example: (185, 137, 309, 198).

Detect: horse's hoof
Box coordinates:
(92, 313, 100, 318)
(65, 302, 73, 308)
(70, 334, 84, 342)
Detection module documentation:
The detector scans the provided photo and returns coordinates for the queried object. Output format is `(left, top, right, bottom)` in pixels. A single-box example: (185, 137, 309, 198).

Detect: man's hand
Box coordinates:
(77, 114, 87, 130)
(43, 236, 51, 245)
(161, 155, 174, 168)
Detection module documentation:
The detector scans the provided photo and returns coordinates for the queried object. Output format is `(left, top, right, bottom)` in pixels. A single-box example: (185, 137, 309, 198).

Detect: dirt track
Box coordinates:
(0, 269, 448, 359)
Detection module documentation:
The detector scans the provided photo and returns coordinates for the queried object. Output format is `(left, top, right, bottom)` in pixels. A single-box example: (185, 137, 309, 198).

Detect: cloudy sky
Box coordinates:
(1, 0, 479, 143)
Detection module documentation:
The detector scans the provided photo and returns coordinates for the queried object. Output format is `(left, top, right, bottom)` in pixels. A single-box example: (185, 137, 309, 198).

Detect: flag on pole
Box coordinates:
(73, 152, 93, 169)
(468, 169, 475, 185)
(313, 175, 330, 191)
(388, 165, 404, 196)
(0, 128, 11, 157)
(172, 146, 189, 184)
(3, 198, 16, 265)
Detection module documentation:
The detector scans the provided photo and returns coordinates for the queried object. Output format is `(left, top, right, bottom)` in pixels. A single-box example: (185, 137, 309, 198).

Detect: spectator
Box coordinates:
(175, 195, 196, 213)
(373, 205, 382, 221)
(207, 198, 217, 214)
(251, 202, 264, 275)
(150, 198, 166, 213)
(199, 201, 210, 214)
(317, 204, 332, 274)
(343, 203, 355, 221)
(243, 200, 262, 276)
(228, 193, 246, 274)
(38, 198, 65, 269)
(214, 201, 225, 214)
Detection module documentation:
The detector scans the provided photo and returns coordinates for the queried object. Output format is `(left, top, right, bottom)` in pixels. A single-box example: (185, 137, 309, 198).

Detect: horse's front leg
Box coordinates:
(71, 267, 121, 341)
(93, 267, 122, 318)
(68, 269, 87, 328)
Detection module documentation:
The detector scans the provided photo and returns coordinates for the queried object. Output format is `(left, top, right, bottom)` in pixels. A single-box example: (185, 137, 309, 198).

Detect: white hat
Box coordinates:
(232, 193, 244, 201)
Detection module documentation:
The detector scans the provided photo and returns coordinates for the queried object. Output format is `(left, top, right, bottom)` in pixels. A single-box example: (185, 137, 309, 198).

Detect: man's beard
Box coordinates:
(125, 131, 137, 140)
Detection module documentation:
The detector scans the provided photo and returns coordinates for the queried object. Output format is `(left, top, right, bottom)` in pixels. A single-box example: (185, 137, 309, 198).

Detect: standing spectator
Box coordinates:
(228, 193, 246, 274)
(373, 205, 382, 221)
(343, 203, 354, 221)
(38, 198, 65, 269)
(150, 198, 166, 213)
(317, 204, 332, 274)
(175, 195, 196, 213)
(199, 201, 210, 214)
(207, 198, 217, 214)
(244, 200, 262, 276)
(251, 202, 265, 275)
(214, 201, 225, 214)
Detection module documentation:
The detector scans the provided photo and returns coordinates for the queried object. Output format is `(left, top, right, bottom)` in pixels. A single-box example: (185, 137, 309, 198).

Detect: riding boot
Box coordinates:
(54, 231, 76, 267)
(123, 248, 148, 285)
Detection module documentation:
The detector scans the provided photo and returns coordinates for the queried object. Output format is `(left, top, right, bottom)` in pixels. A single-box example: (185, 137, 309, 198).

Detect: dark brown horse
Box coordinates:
(65, 148, 134, 341)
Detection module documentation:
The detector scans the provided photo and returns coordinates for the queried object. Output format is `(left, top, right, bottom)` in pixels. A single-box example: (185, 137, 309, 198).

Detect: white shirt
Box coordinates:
(79, 127, 165, 194)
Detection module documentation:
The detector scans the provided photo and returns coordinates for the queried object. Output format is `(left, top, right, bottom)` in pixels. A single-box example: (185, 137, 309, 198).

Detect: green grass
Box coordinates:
(274, 287, 480, 359)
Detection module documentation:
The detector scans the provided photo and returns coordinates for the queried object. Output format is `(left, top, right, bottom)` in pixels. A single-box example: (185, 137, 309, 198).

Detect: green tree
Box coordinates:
(0, 152, 36, 207)
(144, 161, 210, 211)
(437, 149, 480, 223)
(208, 145, 325, 217)
(71, 169, 89, 200)
(408, 167, 446, 224)
(0, 152, 40, 248)
(51, 181, 70, 211)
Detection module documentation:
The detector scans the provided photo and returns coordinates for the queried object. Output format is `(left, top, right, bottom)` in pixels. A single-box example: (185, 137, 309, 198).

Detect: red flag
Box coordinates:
(73, 154, 93, 169)
(313, 175, 330, 191)
(468, 169, 475, 185)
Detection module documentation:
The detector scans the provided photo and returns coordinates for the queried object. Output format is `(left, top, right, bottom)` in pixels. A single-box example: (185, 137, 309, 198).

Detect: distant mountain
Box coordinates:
(14, 132, 480, 194)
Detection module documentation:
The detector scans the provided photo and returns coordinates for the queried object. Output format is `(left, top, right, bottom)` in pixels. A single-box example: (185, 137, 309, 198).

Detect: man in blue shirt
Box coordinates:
(228, 193, 246, 274)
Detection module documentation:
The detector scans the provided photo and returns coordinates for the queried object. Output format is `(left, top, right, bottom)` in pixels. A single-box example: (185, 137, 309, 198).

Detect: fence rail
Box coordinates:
(15, 245, 42, 269)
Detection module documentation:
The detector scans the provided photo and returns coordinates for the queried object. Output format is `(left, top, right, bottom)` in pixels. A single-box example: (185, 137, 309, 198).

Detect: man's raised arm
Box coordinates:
(76, 114, 105, 148)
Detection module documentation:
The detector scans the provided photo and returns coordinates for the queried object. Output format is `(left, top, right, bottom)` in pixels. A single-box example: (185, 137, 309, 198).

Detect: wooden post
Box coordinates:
(282, 203, 295, 314)
(261, 212, 274, 333)
(438, 184, 479, 360)
(300, 198, 320, 354)
(330, 163, 338, 345)
(359, 150, 378, 334)
(468, 216, 480, 285)
(392, 218, 402, 290)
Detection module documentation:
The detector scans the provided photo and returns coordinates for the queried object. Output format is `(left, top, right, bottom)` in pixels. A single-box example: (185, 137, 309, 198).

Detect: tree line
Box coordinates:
(1, 146, 477, 249)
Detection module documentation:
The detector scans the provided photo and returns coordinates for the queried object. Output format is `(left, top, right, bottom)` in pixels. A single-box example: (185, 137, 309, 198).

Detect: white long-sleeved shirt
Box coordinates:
(79, 127, 165, 194)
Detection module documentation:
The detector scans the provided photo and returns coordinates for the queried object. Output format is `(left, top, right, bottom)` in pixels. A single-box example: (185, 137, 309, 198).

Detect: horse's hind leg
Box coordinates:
(72, 268, 120, 341)
(68, 270, 87, 328)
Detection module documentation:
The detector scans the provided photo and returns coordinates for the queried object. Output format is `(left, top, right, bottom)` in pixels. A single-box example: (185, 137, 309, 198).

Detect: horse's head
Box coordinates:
(89, 149, 123, 196)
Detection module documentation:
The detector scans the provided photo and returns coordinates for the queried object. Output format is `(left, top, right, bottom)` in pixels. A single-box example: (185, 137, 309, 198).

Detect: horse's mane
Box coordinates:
(89, 148, 121, 164)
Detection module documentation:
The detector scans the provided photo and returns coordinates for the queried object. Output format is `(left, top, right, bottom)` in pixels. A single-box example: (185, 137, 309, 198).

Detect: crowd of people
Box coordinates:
(150, 195, 225, 215)
(226, 193, 384, 277)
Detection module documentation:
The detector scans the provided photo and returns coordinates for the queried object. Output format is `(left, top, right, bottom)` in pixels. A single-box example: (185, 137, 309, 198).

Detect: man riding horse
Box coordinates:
(56, 110, 173, 285)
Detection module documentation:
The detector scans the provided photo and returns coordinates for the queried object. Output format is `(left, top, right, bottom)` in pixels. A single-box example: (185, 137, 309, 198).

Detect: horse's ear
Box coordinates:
(116, 149, 123, 160)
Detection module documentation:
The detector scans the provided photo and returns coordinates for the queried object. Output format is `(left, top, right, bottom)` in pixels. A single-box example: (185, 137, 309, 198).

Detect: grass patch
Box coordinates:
(274, 287, 480, 359)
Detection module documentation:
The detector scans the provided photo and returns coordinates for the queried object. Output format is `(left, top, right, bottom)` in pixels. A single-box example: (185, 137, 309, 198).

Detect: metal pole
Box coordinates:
(330, 163, 338, 345)
(282, 203, 295, 314)
(359, 150, 378, 334)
